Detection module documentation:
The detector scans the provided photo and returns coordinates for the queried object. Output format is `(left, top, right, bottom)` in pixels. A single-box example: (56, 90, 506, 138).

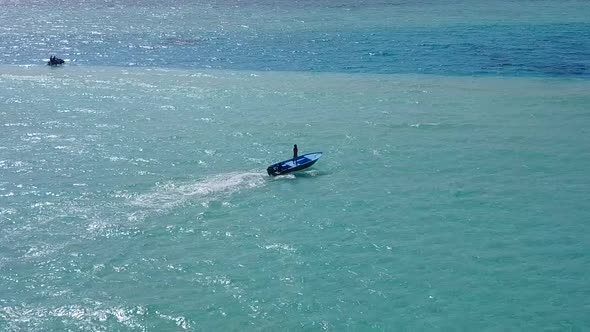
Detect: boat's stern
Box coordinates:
(267, 164, 283, 176)
(267, 165, 276, 176)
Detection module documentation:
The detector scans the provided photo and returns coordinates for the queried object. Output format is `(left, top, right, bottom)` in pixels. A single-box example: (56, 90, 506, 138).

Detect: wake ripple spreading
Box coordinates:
(126, 171, 267, 212)
(0, 303, 191, 331)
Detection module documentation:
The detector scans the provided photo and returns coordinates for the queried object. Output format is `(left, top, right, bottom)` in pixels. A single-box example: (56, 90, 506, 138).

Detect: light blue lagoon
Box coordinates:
(1, 0, 589, 330)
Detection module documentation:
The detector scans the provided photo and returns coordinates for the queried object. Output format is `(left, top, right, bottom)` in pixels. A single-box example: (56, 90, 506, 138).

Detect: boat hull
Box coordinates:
(267, 152, 322, 176)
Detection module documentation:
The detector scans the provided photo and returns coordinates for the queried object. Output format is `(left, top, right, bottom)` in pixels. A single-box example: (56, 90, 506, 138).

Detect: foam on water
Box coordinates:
(127, 171, 267, 210)
(0, 303, 186, 331)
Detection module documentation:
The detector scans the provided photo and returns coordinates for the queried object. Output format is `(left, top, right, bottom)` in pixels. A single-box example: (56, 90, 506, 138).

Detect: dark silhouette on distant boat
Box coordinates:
(47, 56, 65, 66)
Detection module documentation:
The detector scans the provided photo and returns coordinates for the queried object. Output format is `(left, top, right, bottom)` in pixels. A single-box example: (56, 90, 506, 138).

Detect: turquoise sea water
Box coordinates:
(2, 1, 590, 331)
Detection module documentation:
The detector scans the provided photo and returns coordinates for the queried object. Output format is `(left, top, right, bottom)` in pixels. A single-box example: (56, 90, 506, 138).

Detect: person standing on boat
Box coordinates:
(293, 144, 298, 164)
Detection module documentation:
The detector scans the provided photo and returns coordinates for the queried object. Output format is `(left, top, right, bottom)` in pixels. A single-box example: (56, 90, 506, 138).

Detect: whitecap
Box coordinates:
(264, 243, 296, 252)
(409, 122, 440, 128)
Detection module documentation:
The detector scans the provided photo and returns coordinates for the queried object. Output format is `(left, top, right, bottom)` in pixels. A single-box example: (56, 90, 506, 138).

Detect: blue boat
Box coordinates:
(266, 152, 322, 176)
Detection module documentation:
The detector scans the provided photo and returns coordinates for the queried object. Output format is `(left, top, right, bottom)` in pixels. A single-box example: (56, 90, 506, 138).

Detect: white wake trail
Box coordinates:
(127, 171, 267, 211)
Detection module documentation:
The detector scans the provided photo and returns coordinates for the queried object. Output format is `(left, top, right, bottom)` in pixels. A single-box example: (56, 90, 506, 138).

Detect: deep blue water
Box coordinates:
(1, 3, 589, 77)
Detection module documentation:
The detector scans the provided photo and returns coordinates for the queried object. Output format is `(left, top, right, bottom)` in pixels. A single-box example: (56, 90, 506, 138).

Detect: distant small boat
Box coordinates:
(47, 56, 65, 66)
(266, 152, 322, 176)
